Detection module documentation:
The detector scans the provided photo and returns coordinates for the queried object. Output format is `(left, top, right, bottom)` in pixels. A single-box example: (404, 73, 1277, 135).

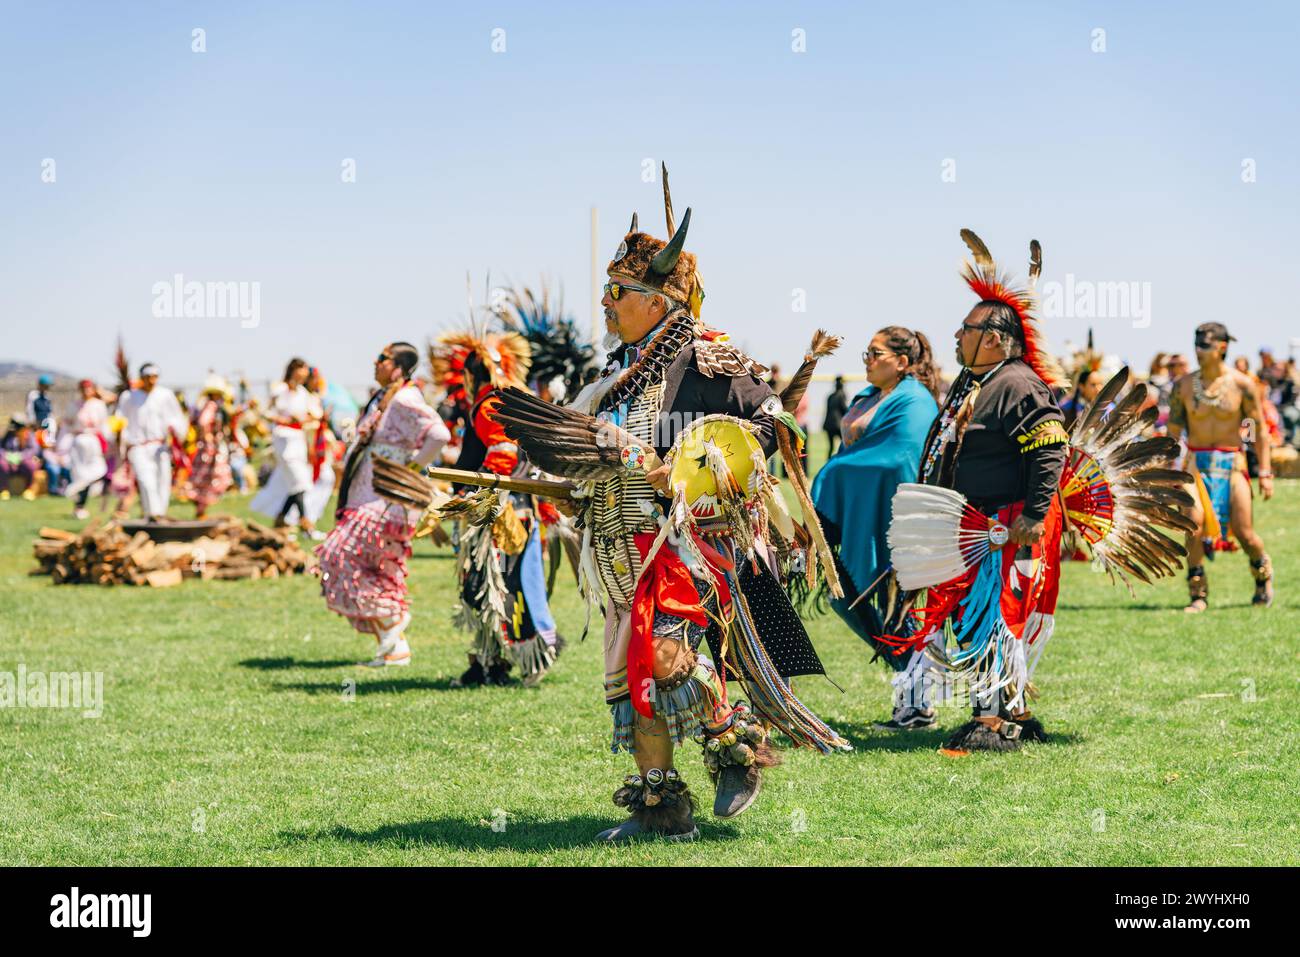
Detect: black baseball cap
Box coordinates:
(1194, 322, 1236, 346)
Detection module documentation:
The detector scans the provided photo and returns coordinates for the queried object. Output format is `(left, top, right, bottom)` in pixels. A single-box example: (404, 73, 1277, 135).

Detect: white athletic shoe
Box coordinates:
(362, 637, 411, 667)
(361, 615, 413, 667)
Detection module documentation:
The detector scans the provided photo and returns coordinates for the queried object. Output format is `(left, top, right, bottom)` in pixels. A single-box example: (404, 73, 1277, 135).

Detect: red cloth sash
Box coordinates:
(627, 532, 731, 719)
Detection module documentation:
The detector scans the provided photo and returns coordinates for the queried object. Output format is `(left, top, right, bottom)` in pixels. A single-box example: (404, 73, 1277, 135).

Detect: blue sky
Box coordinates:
(2, 1, 1297, 398)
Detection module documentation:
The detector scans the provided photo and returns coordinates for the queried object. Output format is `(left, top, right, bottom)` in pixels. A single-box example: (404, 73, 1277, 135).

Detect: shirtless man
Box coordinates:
(1167, 322, 1273, 611)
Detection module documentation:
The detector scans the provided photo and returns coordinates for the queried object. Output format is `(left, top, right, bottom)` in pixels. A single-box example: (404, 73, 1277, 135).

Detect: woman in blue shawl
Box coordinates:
(811, 326, 940, 730)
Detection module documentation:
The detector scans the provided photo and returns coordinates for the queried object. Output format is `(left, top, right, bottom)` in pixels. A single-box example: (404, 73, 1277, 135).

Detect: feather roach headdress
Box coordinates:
(428, 275, 531, 406)
(959, 228, 1067, 389)
(494, 282, 595, 403)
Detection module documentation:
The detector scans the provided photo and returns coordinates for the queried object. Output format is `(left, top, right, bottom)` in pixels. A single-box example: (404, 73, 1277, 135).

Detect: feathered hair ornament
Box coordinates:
(428, 273, 531, 405)
(959, 229, 1067, 389)
(113, 334, 133, 394)
(494, 282, 594, 402)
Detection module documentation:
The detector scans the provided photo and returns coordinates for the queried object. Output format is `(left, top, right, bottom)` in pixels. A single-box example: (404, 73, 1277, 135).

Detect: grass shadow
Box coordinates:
(1056, 602, 1180, 612)
(1031, 731, 1086, 747)
(272, 676, 463, 694)
(1057, 601, 1270, 611)
(239, 656, 358, 671)
(279, 813, 740, 852)
(832, 724, 1085, 753)
(834, 725, 948, 753)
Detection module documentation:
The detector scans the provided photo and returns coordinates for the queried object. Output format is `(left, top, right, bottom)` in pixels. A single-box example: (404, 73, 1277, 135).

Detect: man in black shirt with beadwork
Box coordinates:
(907, 230, 1069, 752)
(942, 335, 1067, 534)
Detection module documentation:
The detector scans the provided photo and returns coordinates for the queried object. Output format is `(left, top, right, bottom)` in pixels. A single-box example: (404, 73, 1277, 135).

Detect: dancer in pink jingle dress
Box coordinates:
(187, 376, 240, 518)
(317, 342, 450, 667)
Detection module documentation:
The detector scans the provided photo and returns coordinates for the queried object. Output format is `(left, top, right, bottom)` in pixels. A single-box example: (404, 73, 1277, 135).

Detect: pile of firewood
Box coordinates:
(32, 518, 313, 587)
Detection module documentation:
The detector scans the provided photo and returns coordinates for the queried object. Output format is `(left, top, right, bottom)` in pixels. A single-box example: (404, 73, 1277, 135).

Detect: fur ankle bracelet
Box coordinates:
(612, 768, 691, 812)
(695, 703, 776, 777)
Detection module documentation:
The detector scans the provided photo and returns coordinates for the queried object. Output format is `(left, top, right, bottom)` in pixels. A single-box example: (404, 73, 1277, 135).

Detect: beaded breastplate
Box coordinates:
(589, 381, 665, 605)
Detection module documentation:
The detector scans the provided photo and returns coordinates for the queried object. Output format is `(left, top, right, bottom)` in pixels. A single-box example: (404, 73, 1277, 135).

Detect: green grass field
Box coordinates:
(2, 455, 1297, 866)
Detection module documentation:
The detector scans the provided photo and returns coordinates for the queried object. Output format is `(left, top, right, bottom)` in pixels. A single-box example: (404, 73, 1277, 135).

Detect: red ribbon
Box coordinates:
(310, 425, 327, 482)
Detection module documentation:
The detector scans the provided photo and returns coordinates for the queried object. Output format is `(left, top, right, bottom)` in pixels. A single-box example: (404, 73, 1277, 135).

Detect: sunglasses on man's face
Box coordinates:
(960, 323, 987, 335)
(377, 352, 393, 363)
(1194, 338, 1220, 350)
(604, 280, 652, 301)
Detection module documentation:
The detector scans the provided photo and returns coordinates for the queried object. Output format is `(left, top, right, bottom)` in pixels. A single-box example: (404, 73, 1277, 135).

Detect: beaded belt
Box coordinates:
(369, 443, 412, 465)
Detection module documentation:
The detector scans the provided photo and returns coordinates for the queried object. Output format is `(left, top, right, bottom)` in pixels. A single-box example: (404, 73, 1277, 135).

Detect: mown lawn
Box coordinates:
(1, 458, 1296, 865)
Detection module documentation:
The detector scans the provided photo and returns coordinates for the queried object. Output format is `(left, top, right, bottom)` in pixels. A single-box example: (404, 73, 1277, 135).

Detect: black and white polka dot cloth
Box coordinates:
(735, 561, 826, 678)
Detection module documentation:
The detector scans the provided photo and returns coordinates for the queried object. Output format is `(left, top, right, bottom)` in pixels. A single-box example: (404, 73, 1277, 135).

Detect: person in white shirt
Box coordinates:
(116, 362, 186, 520)
(64, 379, 110, 520)
(251, 357, 324, 536)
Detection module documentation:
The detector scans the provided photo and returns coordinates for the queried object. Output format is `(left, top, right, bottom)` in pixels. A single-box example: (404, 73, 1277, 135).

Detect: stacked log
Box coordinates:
(31, 517, 313, 586)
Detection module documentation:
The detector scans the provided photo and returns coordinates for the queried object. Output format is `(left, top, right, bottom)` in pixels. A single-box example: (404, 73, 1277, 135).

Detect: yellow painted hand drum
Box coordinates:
(666, 414, 765, 523)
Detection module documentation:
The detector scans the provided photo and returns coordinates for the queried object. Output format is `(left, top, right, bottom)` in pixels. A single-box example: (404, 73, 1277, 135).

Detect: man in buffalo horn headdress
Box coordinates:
(490, 165, 850, 843)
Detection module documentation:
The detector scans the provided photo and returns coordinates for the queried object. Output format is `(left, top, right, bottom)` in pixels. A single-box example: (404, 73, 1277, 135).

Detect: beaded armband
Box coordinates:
(1017, 419, 1068, 454)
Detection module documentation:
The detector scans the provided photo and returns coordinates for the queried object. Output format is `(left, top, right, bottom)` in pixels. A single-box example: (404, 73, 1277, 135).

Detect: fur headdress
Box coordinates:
(959, 228, 1066, 389)
(609, 164, 705, 317)
(429, 277, 531, 405)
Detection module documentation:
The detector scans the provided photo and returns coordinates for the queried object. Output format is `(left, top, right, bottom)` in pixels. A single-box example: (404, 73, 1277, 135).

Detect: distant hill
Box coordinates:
(0, 361, 76, 385)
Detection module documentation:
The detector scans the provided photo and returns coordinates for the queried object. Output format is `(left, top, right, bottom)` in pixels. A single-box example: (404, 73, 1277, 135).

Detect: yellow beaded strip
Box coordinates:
(1017, 419, 1068, 454)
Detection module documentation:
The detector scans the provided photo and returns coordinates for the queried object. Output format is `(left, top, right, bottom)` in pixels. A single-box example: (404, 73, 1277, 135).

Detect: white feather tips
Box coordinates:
(888, 484, 983, 590)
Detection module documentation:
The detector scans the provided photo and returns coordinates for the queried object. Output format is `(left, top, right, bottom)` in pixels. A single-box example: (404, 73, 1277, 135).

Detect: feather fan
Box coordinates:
(887, 484, 1002, 591)
(489, 386, 660, 481)
(371, 455, 434, 510)
(1061, 367, 1194, 587)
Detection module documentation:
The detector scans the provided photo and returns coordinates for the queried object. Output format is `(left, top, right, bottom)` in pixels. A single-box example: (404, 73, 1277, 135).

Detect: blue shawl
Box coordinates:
(811, 375, 938, 600)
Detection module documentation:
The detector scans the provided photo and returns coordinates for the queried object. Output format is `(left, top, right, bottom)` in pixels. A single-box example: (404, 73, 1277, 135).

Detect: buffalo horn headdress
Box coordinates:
(609, 163, 705, 317)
